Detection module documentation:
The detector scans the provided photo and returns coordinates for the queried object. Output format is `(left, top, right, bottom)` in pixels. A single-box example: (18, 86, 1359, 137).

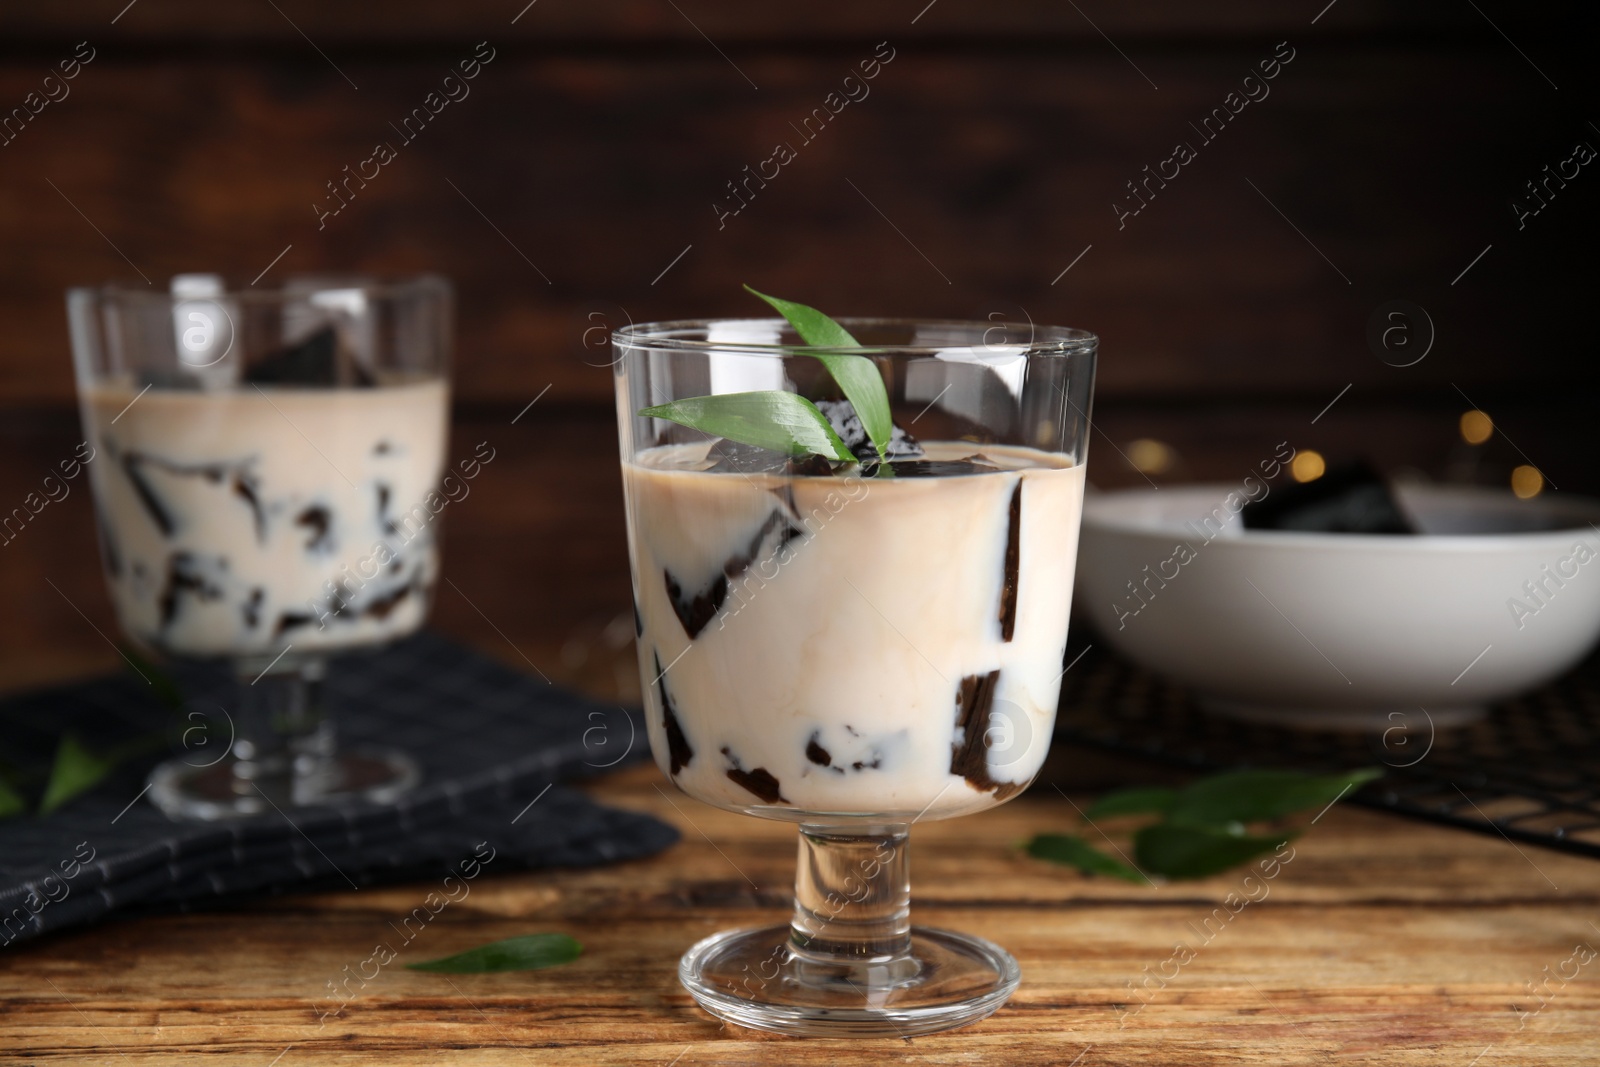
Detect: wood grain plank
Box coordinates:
(0, 48, 1589, 408)
(1, 763, 1595, 1065)
(0, 0, 1514, 47)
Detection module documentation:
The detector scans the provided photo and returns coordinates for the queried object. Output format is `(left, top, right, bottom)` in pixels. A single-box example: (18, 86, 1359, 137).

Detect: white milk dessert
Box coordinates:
(82, 376, 448, 658)
(626, 437, 1085, 821)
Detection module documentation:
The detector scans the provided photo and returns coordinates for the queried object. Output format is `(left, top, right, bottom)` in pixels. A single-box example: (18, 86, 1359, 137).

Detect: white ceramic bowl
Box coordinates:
(1074, 483, 1600, 729)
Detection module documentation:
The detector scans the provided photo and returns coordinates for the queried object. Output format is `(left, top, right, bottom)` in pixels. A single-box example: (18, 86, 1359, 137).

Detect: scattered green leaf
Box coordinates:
(38, 734, 117, 815)
(0, 774, 24, 821)
(743, 285, 894, 464)
(1164, 768, 1382, 829)
(1135, 824, 1296, 880)
(1084, 786, 1178, 821)
(640, 390, 854, 463)
(406, 933, 583, 974)
(1024, 833, 1147, 883)
(1030, 768, 1381, 882)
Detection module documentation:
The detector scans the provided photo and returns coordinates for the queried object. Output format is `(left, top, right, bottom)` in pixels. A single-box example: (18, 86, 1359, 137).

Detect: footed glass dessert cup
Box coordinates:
(67, 274, 452, 819)
(614, 316, 1096, 1036)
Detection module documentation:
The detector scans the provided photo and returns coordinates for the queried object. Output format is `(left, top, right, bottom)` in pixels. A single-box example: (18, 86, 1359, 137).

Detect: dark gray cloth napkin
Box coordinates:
(0, 631, 675, 947)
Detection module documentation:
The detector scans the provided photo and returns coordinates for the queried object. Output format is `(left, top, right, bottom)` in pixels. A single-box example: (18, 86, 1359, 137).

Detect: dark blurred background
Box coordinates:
(1, 1, 1595, 694)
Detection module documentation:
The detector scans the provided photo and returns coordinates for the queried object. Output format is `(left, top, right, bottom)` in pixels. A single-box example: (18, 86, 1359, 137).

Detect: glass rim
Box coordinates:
(66, 272, 452, 305)
(613, 317, 1097, 358)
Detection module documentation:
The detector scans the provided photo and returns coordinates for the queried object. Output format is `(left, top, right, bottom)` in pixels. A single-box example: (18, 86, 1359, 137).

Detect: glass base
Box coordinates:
(679, 923, 1020, 1037)
(146, 749, 421, 820)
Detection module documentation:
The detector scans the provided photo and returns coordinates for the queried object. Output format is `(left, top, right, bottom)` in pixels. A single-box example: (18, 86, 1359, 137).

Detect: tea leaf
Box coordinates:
(640, 390, 854, 463)
(38, 734, 117, 815)
(1025, 833, 1147, 883)
(743, 286, 894, 464)
(1135, 823, 1295, 880)
(1164, 768, 1382, 828)
(1084, 787, 1178, 821)
(407, 933, 583, 974)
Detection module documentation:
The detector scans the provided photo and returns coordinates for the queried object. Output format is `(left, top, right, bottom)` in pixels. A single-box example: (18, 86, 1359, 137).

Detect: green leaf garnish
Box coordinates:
(743, 285, 895, 465)
(1135, 824, 1295, 880)
(1084, 787, 1178, 821)
(406, 933, 583, 974)
(38, 734, 117, 815)
(641, 391, 854, 463)
(1024, 833, 1146, 883)
(0, 774, 24, 821)
(1164, 768, 1382, 828)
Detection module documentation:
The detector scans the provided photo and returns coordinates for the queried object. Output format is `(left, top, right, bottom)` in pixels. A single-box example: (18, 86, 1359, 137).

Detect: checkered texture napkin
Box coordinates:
(0, 631, 676, 947)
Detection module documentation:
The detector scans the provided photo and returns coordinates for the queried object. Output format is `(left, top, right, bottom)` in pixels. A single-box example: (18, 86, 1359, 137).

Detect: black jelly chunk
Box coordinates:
(121, 453, 176, 537)
(814, 399, 925, 462)
(655, 650, 694, 775)
(860, 455, 1004, 478)
(365, 584, 410, 619)
(296, 505, 333, 552)
(376, 483, 398, 536)
(999, 481, 1021, 642)
(663, 510, 802, 639)
(243, 326, 376, 387)
(122, 451, 245, 539)
(242, 587, 264, 629)
(949, 670, 1025, 802)
(664, 570, 727, 640)
(274, 612, 314, 638)
(805, 733, 832, 767)
(1242, 458, 1415, 534)
(726, 766, 786, 804)
(157, 552, 226, 628)
(720, 746, 787, 804)
(233, 471, 266, 542)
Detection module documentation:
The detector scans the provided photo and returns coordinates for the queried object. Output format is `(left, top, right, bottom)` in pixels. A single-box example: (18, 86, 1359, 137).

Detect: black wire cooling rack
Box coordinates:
(1053, 643, 1600, 860)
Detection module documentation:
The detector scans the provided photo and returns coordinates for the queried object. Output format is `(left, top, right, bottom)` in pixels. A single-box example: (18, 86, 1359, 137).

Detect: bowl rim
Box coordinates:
(1082, 482, 1600, 552)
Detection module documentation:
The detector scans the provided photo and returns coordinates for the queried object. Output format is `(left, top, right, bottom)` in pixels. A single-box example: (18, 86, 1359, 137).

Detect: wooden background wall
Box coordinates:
(1, 1, 1594, 692)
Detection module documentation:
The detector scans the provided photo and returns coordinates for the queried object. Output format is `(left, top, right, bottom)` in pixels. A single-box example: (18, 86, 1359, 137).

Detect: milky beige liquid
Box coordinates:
(82, 380, 448, 659)
(625, 442, 1085, 821)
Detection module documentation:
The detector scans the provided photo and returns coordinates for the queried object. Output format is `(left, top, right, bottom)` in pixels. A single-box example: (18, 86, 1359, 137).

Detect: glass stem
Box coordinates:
(790, 823, 912, 963)
(229, 658, 332, 804)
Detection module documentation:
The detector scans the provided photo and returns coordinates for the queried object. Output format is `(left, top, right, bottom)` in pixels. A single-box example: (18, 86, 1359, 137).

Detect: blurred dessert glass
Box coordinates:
(67, 274, 451, 819)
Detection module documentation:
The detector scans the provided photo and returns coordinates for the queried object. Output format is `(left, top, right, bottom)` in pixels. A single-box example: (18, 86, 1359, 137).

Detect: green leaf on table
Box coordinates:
(743, 285, 894, 464)
(1024, 833, 1147, 883)
(1084, 786, 1178, 821)
(38, 734, 117, 815)
(406, 933, 584, 974)
(640, 390, 855, 464)
(1135, 823, 1295, 880)
(0, 774, 24, 820)
(1164, 768, 1382, 829)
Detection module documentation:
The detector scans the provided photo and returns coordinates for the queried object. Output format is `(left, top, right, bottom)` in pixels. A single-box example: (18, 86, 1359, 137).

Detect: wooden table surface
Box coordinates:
(3, 752, 1597, 1065)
